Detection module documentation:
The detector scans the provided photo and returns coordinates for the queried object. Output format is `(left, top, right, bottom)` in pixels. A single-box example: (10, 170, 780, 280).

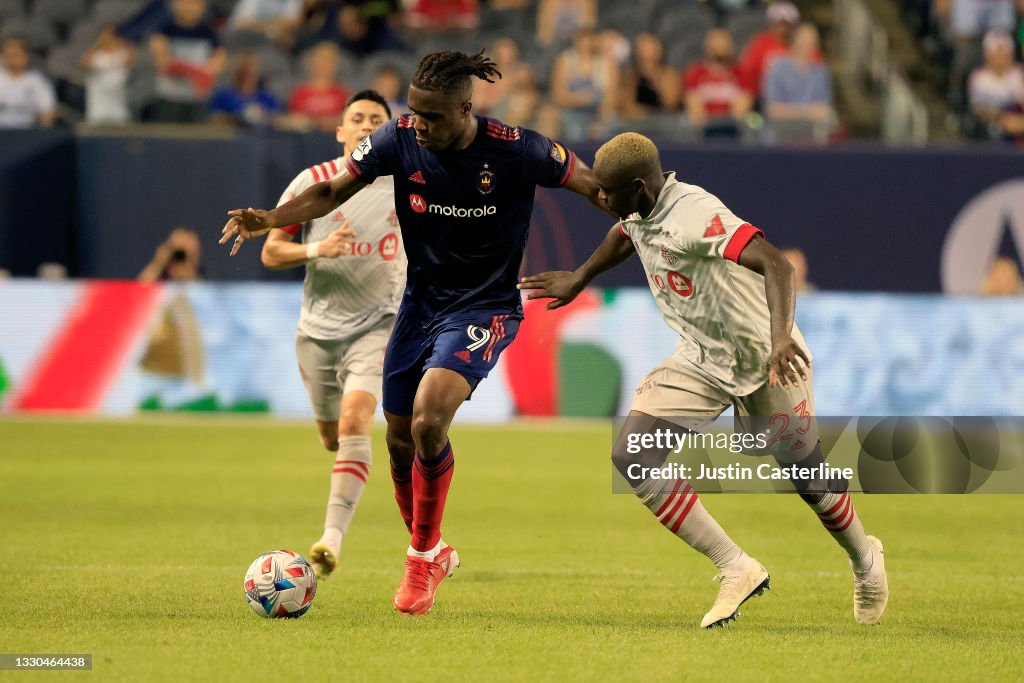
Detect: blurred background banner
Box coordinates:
(2, 279, 1022, 419)
(1, 129, 1022, 291)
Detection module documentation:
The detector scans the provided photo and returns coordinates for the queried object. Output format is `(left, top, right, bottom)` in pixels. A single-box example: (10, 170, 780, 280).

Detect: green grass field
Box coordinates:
(2, 417, 1023, 681)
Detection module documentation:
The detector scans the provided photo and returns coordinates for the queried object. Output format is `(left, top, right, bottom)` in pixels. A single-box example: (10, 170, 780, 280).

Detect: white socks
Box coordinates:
(407, 539, 442, 562)
(323, 435, 372, 548)
(807, 491, 872, 571)
(634, 477, 743, 571)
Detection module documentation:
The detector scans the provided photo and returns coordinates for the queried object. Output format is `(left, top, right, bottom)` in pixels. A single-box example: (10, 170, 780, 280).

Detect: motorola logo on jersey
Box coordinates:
(431, 204, 497, 218)
(408, 194, 497, 218)
(379, 233, 399, 261)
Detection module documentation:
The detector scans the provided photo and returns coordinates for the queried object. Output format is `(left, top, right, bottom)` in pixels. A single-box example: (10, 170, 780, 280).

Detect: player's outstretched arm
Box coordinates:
(261, 221, 356, 270)
(736, 235, 809, 388)
(220, 171, 367, 256)
(518, 224, 635, 309)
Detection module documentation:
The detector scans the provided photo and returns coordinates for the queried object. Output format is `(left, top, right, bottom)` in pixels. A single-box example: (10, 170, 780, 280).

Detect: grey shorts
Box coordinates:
(295, 316, 393, 422)
(630, 349, 817, 462)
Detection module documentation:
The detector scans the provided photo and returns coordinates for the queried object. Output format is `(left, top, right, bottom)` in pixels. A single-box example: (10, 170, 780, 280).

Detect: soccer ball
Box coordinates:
(243, 550, 317, 618)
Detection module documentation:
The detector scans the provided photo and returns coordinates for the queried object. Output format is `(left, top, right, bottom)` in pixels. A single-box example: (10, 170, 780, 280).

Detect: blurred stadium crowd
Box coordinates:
(905, 0, 1024, 139)
(0, 0, 1021, 142)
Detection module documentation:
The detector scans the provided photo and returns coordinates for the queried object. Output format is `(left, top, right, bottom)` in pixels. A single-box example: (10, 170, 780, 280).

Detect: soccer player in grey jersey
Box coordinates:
(260, 90, 405, 580)
(521, 133, 888, 629)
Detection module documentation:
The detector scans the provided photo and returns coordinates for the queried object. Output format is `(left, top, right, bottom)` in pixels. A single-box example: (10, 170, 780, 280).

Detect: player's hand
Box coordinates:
(318, 220, 356, 258)
(517, 271, 584, 310)
(220, 208, 271, 256)
(768, 335, 810, 389)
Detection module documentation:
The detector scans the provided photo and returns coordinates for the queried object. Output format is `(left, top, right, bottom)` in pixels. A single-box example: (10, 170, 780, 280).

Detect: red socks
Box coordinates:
(410, 441, 455, 552)
(390, 461, 414, 535)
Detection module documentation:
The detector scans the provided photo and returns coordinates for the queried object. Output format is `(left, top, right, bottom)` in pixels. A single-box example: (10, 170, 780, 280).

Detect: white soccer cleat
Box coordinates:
(853, 535, 889, 625)
(700, 554, 771, 629)
(309, 541, 339, 580)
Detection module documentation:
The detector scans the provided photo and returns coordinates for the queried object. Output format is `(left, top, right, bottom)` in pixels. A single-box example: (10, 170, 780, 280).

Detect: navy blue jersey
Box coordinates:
(342, 115, 578, 320)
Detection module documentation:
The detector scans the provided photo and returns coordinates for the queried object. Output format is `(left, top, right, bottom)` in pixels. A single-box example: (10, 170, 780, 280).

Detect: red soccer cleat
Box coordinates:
(393, 546, 460, 616)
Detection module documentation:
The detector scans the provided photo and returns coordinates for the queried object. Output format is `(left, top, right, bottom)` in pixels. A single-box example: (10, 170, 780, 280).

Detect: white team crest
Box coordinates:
(466, 325, 491, 351)
(351, 137, 372, 162)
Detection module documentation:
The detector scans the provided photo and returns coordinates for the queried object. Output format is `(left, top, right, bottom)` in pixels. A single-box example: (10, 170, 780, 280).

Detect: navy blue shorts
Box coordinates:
(382, 307, 522, 416)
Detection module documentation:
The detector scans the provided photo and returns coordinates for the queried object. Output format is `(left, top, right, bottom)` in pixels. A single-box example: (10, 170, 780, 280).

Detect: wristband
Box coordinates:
(306, 241, 320, 260)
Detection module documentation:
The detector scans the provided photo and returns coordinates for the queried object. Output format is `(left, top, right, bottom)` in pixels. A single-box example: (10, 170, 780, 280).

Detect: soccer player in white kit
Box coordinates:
(259, 90, 405, 579)
(519, 133, 889, 629)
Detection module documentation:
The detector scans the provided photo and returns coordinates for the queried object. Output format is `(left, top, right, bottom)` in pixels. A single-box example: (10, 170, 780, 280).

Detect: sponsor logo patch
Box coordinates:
(550, 141, 567, 163)
(667, 271, 695, 298)
(379, 233, 399, 261)
(351, 136, 372, 162)
(409, 195, 497, 218)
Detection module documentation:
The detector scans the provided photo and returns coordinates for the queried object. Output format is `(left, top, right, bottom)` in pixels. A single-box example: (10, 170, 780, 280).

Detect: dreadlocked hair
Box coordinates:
(411, 50, 502, 95)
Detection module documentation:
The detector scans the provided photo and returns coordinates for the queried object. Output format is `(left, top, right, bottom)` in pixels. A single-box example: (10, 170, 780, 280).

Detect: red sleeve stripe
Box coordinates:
(723, 223, 764, 262)
(319, 163, 330, 179)
(327, 160, 338, 176)
(558, 149, 577, 187)
(618, 223, 630, 240)
(485, 122, 521, 140)
(281, 224, 302, 236)
(397, 115, 413, 128)
(309, 165, 322, 183)
(343, 156, 363, 178)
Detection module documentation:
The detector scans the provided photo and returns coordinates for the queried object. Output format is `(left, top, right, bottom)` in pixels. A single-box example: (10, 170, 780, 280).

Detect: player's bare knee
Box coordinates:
(410, 411, 447, 457)
(338, 410, 372, 438)
(385, 427, 413, 452)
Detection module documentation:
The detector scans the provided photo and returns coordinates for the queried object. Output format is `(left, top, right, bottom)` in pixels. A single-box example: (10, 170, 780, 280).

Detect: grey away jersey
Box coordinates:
(277, 158, 405, 340)
(619, 172, 810, 396)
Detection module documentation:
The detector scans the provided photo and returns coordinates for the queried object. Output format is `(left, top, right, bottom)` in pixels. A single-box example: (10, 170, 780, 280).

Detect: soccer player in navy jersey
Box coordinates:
(221, 50, 610, 616)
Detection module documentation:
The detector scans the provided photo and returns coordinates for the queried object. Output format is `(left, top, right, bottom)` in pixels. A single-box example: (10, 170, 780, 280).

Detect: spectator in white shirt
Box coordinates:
(0, 36, 56, 128)
(228, 0, 302, 47)
(81, 25, 136, 125)
(968, 30, 1024, 137)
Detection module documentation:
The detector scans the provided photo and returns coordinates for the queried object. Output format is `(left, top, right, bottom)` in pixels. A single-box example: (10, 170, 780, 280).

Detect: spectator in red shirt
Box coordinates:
(683, 28, 752, 138)
(406, 0, 479, 31)
(737, 1, 800, 97)
(286, 41, 351, 132)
